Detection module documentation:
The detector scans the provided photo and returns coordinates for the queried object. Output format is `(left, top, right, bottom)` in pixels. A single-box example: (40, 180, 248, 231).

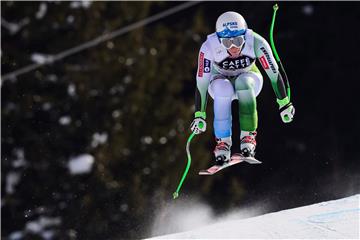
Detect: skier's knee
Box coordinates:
(235, 75, 255, 91)
(237, 89, 255, 101)
(211, 79, 234, 98)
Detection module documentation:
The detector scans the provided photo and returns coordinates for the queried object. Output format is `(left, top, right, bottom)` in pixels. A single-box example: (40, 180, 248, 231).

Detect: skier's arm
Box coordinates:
(253, 32, 289, 105)
(194, 42, 212, 118)
(254, 32, 295, 123)
(191, 42, 213, 134)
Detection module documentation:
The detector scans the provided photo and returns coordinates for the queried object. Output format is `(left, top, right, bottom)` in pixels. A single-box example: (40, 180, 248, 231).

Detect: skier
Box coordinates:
(190, 11, 295, 164)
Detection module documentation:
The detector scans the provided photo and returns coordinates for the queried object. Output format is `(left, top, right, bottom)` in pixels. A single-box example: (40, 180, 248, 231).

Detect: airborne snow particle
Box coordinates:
(66, 15, 75, 24)
(112, 110, 122, 118)
(67, 83, 76, 97)
(91, 132, 108, 148)
(35, 3, 47, 19)
(120, 204, 129, 212)
(70, 1, 92, 9)
(302, 5, 314, 16)
(123, 75, 132, 84)
(159, 137, 167, 144)
(142, 136, 153, 144)
(59, 116, 71, 125)
(143, 167, 151, 175)
(68, 154, 95, 175)
(150, 48, 157, 56)
(31, 53, 53, 64)
(8, 231, 23, 240)
(138, 47, 146, 55)
(107, 41, 114, 49)
(125, 58, 135, 66)
(6, 172, 21, 194)
(42, 102, 52, 111)
(168, 129, 176, 137)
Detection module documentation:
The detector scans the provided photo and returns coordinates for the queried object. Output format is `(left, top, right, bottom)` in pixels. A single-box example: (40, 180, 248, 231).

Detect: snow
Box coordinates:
(168, 129, 176, 137)
(12, 148, 27, 168)
(106, 41, 114, 49)
(6, 172, 21, 194)
(112, 110, 122, 118)
(141, 136, 153, 145)
(138, 47, 146, 55)
(9, 215, 61, 240)
(59, 116, 71, 125)
(148, 194, 360, 239)
(303, 5, 314, 16)
(125, 58, 135, 66)
(69, 1, 92, 9)
(25, 216, 61, 239)
(47, 74, 58, 82)
(109, 85, 125, 95)
(120, 203, 129, 212)
(68, 154, 95, 175)
(31, 53, 54, 64)
(91, 132, 108, 148)
(35, 3, 47, 19)
(5, 149, 28, 195)
(149, 48, 158, 56)
(142, 167, 151, 175)
(123, 75, 132, 84)
(159, 137, 167, 144)
(66, 15, 75, 24)
(67, 83, 76, 97)
(1, 17, 30, 35)
(8, 231, 23, 240)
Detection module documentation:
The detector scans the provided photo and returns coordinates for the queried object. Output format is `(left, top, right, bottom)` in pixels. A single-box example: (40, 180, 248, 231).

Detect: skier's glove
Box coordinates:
(277, 97, 295, 123)
(190, 111, 207, 134)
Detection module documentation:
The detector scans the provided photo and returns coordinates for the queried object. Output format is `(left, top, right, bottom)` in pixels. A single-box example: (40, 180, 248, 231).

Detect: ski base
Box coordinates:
(199, 154, 262, 175)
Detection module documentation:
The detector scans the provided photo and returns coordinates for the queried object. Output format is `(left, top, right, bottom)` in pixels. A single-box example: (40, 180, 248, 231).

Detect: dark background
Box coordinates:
(2, 1, 359, 239)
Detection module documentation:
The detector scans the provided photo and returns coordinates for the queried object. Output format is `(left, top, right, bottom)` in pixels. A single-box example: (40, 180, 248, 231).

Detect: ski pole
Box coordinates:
(173, 132, 195, 199)
(173, 122, 203, 199)
(270, 4, 291, 101)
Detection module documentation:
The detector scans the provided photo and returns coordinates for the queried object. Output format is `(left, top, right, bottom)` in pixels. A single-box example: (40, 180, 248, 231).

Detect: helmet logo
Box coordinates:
(222, 22, 238, 29)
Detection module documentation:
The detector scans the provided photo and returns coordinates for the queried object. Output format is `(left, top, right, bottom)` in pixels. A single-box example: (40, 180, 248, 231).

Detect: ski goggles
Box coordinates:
(220, 36, 245, 49)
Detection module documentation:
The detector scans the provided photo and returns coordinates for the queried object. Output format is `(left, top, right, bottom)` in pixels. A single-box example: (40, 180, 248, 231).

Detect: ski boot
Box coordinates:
(240, 131, 257, 157)
(214, 136, 232, 164)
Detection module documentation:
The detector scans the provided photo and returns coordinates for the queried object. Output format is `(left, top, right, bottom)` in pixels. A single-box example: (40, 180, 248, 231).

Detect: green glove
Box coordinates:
(191, 111, 207, 134)
(277, 97, 295, 123)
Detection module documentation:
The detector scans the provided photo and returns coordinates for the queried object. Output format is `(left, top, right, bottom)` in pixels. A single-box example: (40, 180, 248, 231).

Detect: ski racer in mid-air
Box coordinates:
(190, 11, 295, 164)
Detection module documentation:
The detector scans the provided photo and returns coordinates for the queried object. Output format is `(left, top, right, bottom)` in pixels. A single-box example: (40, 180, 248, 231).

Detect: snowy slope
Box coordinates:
(148, 194, 359, 239)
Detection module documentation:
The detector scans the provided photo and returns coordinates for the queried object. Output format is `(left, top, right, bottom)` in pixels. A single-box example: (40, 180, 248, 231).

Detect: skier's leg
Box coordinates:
(210, 78, 234, 162)
(235, 70, 263, 156)
(235, 73, 261, 131)
(210, 78, 235, 138)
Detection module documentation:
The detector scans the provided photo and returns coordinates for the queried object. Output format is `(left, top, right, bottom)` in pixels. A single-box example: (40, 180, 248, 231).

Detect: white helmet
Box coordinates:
(216, 11, 247, 38)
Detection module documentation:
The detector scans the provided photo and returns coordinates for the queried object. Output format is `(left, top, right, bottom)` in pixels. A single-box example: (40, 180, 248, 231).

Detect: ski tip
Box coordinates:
(198, 170, 213, 175)
(244, 158, 262, 164)
(231, 154, 262, 164)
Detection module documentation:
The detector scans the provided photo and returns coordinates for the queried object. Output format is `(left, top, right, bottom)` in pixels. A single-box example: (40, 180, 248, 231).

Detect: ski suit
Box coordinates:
(195, 29, 289, 138)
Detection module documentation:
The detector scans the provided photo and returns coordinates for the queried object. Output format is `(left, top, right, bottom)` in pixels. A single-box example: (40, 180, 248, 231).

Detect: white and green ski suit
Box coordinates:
(194, 29, 290, 138)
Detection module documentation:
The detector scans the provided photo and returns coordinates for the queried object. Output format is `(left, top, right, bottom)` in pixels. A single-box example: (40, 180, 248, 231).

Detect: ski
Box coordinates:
(199, 153, 262, 175)
(231, 153, 262, 164)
